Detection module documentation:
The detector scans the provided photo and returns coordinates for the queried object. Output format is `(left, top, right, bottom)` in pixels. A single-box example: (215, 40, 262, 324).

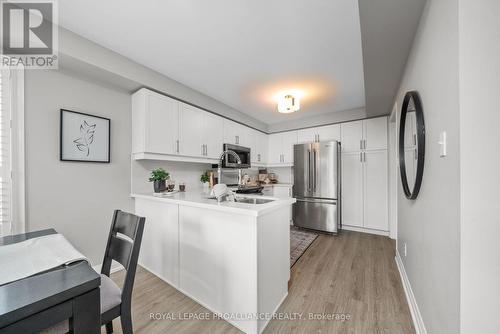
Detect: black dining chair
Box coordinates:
(100, 210, 145, 334)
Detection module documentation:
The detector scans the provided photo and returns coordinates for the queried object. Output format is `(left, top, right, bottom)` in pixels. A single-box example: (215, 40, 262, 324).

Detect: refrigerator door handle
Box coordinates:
(307, 149, 312, 192)
(297, 198, 337, 204)
(313, 148, 317, 192)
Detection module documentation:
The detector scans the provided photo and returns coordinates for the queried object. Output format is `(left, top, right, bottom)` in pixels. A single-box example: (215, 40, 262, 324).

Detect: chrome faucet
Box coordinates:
(218, 150, 242, 188)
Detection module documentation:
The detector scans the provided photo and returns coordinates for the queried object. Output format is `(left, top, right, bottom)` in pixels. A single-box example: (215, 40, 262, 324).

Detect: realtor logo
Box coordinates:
(0, 0, 58, 69)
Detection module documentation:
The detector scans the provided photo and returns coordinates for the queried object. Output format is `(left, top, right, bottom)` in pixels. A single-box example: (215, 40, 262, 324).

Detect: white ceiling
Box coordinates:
(59, 0, 366, 125)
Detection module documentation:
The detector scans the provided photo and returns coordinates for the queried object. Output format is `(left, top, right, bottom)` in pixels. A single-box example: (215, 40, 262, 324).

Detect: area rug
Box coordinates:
(290, 227, 318, 267)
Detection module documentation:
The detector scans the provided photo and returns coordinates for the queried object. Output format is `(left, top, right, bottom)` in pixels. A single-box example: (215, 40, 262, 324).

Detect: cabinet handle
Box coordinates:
(258, 153, 261, 162)
(201, 145, 204, 156)
(236, 135, 239, 144)
(360, 152, 363, 162)
(363, 152, 366, 162)
(360, 140, 363, 150)
(364, 139, 367, 149)
(176, 140, 179, 153)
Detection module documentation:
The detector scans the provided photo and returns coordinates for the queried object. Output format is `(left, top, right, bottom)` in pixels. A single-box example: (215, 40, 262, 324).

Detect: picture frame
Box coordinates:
(60, 109, 111, 163)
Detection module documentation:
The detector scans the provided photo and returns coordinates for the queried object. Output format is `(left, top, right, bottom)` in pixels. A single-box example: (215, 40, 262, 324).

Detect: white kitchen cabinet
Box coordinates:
(268, 133, 282, 164)
(340, 120, 363, 152)
(364, 117, 388, 150)
(132, 88, 179, 155)
(297, 124, 341, 143)
(267, 131, 297, 165)
(282, 131, 298, 164)
(341, 117, 387, 152)
(341, 152, 364, 227)
(363, 150, 388, 230)
(178, 102, 203, 157)
(223, 119, 248, 146)
(341, 149, 388, 232)
(179, 103, 224, 159)
(203, 112, 224, 159)
(252, 130, 268, 165)
(136, 199, 180, 286)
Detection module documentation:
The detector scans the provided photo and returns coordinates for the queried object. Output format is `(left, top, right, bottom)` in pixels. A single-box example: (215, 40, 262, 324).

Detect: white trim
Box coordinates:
(341, 224, 389, 236)
(132, 152, 218, 164)
(395, 250, 427, 334)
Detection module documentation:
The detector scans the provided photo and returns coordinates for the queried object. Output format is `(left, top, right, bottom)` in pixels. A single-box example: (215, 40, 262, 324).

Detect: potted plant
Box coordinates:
(200, 171, 210, 191)
(149, 168, 169, 193)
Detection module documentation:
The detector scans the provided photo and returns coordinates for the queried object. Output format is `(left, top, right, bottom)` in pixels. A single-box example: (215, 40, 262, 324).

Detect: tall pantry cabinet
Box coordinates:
(341, 117, 388, 232)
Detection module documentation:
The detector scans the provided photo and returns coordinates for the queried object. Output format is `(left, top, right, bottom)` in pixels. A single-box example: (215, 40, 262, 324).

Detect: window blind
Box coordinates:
(0, 70, 12, 236)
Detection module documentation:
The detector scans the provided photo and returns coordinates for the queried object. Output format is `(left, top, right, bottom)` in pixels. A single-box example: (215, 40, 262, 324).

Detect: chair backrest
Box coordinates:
(101, 210, 145, 308)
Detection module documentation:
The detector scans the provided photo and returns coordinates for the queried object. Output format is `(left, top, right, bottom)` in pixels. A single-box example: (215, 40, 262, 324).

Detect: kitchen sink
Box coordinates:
(234, 197, 275, 204)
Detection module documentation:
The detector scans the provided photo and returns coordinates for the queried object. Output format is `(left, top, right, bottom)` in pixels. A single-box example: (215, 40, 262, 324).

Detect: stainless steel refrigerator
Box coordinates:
(293, 141, 341, 234)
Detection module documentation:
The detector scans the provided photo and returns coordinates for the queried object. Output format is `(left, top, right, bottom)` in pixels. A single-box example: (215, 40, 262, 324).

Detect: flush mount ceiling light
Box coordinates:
(277, 94, 300, 113)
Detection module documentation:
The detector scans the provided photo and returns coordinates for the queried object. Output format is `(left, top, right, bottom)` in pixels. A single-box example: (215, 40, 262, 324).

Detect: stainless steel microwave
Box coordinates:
(222, 143, 251, 168)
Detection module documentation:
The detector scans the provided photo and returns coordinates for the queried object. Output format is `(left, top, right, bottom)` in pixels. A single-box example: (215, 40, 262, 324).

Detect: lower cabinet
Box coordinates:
(341, 150, 388, 231)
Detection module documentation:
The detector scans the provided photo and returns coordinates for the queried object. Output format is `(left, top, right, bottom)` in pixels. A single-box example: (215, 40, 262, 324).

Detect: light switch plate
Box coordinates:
(439, 131, 447, 157)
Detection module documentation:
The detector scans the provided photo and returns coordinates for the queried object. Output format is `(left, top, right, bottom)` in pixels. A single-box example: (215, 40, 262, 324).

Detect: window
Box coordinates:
(0, 68, 24, 237)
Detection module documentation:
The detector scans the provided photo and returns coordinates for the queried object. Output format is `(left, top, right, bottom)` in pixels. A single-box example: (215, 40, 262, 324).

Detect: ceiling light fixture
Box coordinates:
(277, 94, 300, 113)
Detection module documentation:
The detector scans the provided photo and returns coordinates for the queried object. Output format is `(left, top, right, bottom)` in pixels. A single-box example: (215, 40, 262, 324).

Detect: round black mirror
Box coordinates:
(399, 91, 425, 200)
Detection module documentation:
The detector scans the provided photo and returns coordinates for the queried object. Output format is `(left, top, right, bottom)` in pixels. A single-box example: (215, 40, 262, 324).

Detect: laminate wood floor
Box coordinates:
(103, 231, 414, 334)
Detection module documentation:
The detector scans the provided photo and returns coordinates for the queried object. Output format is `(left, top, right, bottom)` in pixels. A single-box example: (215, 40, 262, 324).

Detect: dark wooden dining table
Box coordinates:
(0, 229, 101, 333)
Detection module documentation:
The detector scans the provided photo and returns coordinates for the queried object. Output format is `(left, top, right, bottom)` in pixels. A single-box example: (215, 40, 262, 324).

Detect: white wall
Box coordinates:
(395, 0, 460, 333)
(25, 70, 133, 265)
(459, 0, 500, 332)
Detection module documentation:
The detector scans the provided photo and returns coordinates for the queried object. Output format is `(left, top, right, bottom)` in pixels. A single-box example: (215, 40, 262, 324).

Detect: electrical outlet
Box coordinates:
(404, 243, 407, 257)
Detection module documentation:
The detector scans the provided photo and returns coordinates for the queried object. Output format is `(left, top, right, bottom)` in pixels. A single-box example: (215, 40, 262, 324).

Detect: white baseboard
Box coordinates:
(395, 251, 427, 334)
(341, 225, 389, 236)
(92, 261, 124, 274)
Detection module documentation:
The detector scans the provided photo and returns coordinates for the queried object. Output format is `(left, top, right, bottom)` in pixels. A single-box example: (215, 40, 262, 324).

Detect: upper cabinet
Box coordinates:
(132, 88, 179, 155)
(340, 117, 387, 152)
(223, 119, 249, 147)
(132, 88, 223, 162)
(364, 117, 388, 150)
(297, 124, 340, 143)
(132, 89, 388, 168)
(178, 102, 203, 157)
(203, 112, 224, 159)
(250, 129, 268, 165)
(268, 131, 297, 165)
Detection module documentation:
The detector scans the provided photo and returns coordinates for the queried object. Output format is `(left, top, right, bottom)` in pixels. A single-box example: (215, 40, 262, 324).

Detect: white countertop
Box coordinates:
(131, 190, 295, 217)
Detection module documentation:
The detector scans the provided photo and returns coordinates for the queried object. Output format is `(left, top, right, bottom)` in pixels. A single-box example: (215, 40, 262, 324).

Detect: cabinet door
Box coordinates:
(273, 186, 292, 198)
(297, 127, 317, 143)
(364, 117, 388, 150)
(251, 130, 266, 164)
(364, 150, 388, 231)
(179, 103, 203, 157)
(341, 120, 363, 152)
(146, 92, 179, 155)
(316, 124, 341, 142)
(223, 119, 239, 145)
(281, 131, 298, 163)
(341, 152, 364, 227)
(136, 199, 179, 286)
(204, 113, 224, 159)
(257, 132, 268, 164)
(267, 133, 282, 164)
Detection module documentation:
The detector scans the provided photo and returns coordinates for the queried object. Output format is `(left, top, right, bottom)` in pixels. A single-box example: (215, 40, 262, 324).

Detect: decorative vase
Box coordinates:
(153, 180, 167, 193)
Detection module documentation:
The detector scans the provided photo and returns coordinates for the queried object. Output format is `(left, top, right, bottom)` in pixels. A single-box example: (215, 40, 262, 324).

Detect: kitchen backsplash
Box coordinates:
(131, 160, 294, 194)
